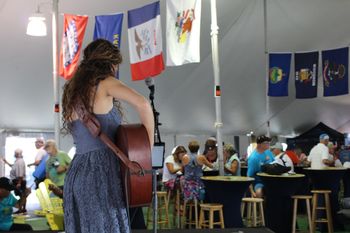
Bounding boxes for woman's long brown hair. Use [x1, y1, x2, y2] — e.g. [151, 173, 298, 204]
[61, 39, 123, 134]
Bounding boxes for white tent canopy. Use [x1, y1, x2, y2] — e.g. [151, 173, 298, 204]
[1, 0, 350, 153]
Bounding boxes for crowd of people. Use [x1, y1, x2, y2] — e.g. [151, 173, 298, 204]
[0, 137, 71, 231]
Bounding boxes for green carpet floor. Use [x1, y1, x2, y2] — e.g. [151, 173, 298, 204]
[22, 209, 350, 232]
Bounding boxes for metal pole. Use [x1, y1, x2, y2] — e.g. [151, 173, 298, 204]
[264, 0, 270, 137]
[210, 0, 224, 176]
[52, 0, 60, 146]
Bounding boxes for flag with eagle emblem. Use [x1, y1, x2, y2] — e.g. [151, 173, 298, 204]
[127, 1, 164, 81]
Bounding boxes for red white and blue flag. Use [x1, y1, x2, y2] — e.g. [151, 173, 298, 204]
[127, 1, 164, 81]
[59, 14, 88, 80]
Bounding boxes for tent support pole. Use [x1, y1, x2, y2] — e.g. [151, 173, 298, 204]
[210, 0, 224, 176]
[264, 0, 270, 137]
[52, 0, 60, 146]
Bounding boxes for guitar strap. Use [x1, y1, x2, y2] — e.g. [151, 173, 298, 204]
[74, 101, 145, 176]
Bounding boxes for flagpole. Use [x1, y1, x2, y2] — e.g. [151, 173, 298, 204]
[264, 0, 270, 137]
[52, 0, 60, 146]
[210, 0, 224, 176]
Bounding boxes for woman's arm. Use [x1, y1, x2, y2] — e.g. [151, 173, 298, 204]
[197, 155, 213, 168]
[166, 162, 182, 174]
[225, 160, 238, 175]
[104, 77, 155, 147]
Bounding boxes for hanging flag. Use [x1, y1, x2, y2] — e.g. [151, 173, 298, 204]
[93, 13, 123, 79]
[128, 1, 164, 81]
[322, 47, 349, 96]
[268, 53, 291, 97]
[294, 51, 318, 99]
[93, 13, 123, 48]
[166, 0, 201, 66]
[59, 14, 88, 80]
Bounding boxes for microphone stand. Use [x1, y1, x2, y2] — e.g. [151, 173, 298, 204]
[148, 84, 162, 233]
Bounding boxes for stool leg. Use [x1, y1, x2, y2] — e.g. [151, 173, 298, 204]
[241, 201, 245, 219]
[146, 204, 152, 229]
[259, 201, 265, 226]
[181, 200, 186, 229]
[199, 208, 204, 229]
[176, 190, 180, 229]
[292, 198, 298, 233]
[219, 208, 225, 228]
[325, 194, 333, 233]
[312, 194, 317, 233]
[209, 209, 214, 229]
[163, 195, 170, 229]
[253, 202, 257, 227]
[306, 199, 312, 233]
[247, 202, 252, 227]
[194, 199, 199, 229]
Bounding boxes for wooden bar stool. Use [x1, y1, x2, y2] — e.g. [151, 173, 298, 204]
[311, 190, 333, 233]
[182, 198, 199, 229]
[167, 187, 181, 228]
[147, 191, 170, 229]
[241, 197, 265, 227]
[198, 203, 225, 229]
[291, 195, 313, 233]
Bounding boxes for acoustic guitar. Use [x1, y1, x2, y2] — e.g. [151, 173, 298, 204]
[115, 124, 152, 207]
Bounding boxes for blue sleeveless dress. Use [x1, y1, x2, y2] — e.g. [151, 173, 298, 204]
[63, 108, 130, 233]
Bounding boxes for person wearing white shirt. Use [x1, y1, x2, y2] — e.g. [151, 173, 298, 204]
[271, 142, 294, 173]
[307, 134, 334, 169]
[162, 146, 186, 190]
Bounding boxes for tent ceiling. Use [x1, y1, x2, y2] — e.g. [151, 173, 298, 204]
[1, 0, 350, 137]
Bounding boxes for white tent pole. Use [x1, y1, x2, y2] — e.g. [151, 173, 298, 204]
[264, 0, 270, 137]
[52, 0, 60, 146]
[210, 0, 224, 176]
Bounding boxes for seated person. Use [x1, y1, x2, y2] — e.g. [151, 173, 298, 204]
[202, 138, 219, 171]
[223, 143, 241, 176]
[247, 135, 275, 198]
[270, 142, 294, 173]
[181, 140, 213, 201]
[0, 177, 32, 231]
[162, 146, 186, 191]
[284, 145, 301, 165]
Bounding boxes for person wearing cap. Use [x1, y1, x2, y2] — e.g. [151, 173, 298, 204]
[307, 133, 334, 169]
[270, 142, 294, 173]
[0, 177, 32, 231]
[223, 143, 241, 176]
[44, 140, 71, 190]
[247, 135, 275, 198]
[28, 137, 48, 189]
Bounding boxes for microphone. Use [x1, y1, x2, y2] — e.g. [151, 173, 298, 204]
[145, 78, 155, 96]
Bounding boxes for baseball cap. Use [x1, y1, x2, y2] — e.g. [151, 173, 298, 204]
[270, 142, 284, 151]
[0, 177, 15, 191]
[319, 134, 330, 140]
[256, 135, 272, 144]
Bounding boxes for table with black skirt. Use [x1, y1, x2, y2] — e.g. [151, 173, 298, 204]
[201, 176, 254, 228]
[257, 172, 305, 233]
[303, 167, 346, 231]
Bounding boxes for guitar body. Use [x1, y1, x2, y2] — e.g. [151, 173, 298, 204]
[115, 124, 152, 207]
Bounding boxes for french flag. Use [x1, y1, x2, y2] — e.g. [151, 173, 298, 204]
[128, 1, 164, 81]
